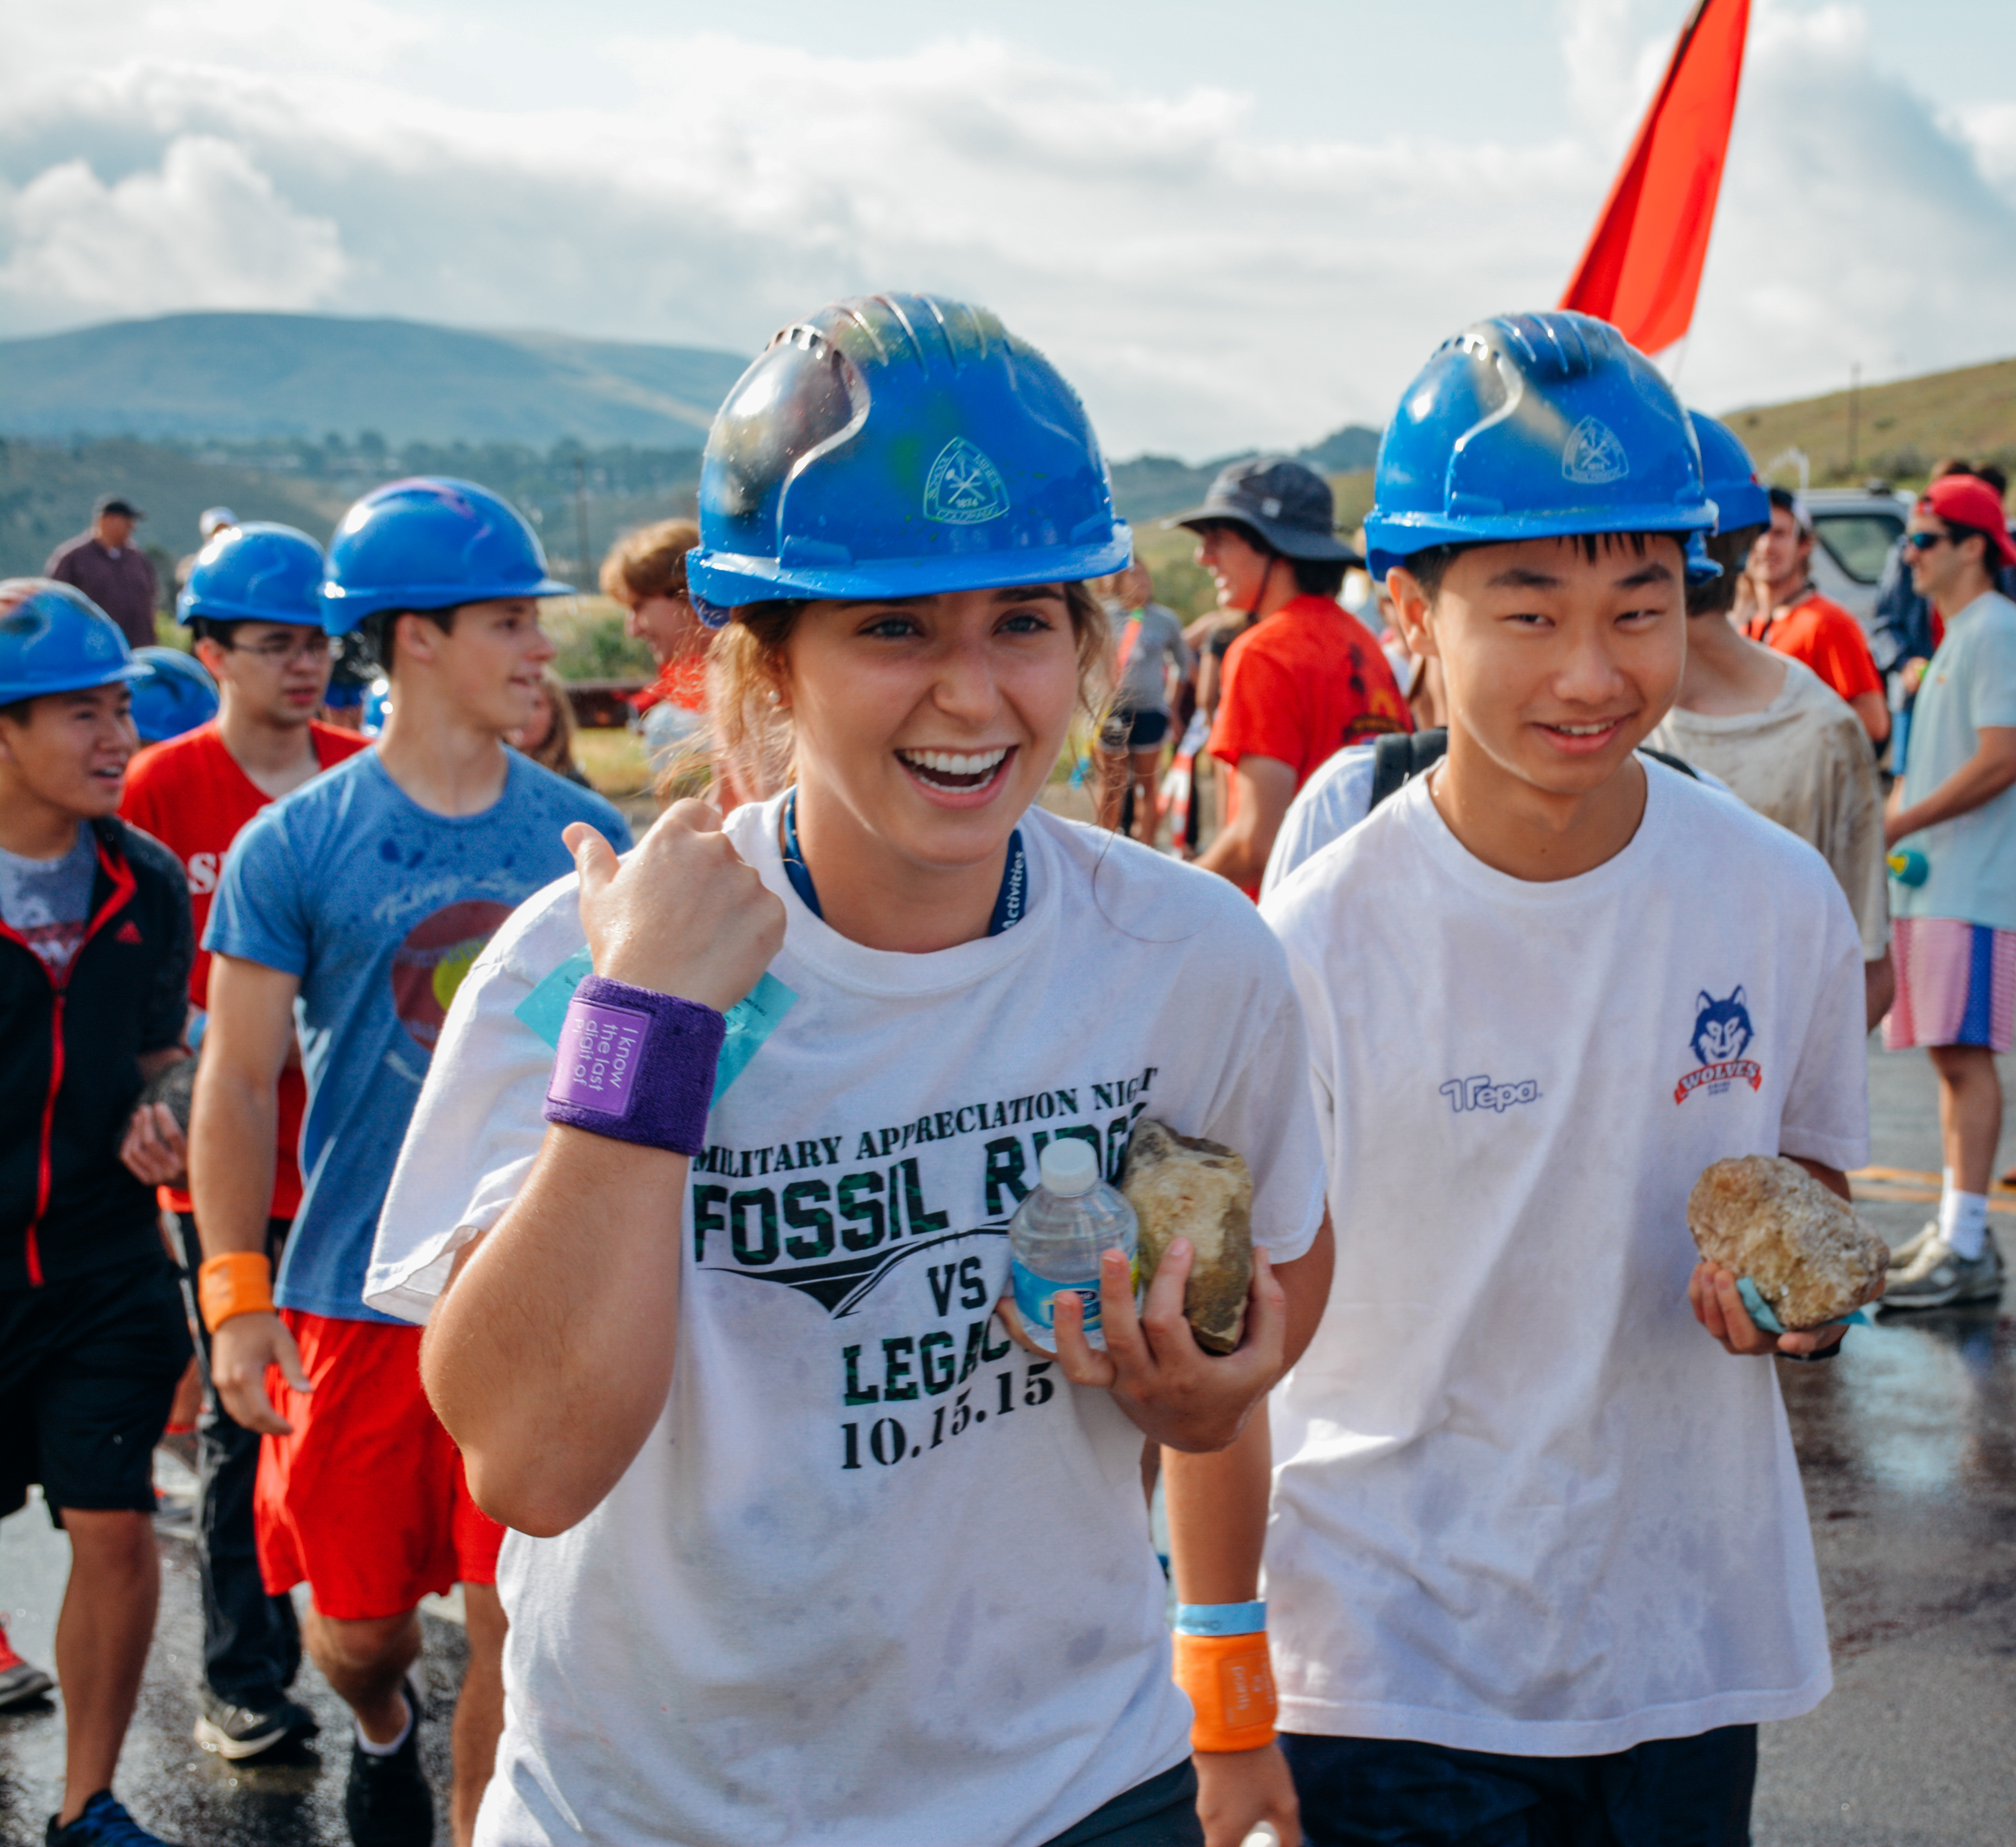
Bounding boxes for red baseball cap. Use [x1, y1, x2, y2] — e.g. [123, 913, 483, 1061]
[1921, 474, 2016, 567]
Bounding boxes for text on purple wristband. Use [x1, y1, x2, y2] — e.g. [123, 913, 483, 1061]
[548, 998, 650, 1116]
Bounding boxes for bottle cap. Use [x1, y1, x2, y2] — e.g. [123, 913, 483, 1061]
[1038, 1138, 1100, 1198]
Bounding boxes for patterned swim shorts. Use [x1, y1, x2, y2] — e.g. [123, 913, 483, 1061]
[1884, 917, 2016, 1052]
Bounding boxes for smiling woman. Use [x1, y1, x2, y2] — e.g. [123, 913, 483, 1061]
[706, 577, 1108, 946]
[366, 292, 1335, 1847]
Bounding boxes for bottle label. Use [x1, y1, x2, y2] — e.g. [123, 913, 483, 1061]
[1012, 1259, 1103, 1335]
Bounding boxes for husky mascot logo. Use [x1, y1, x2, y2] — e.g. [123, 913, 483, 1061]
[1676, 988, 1763, 1104]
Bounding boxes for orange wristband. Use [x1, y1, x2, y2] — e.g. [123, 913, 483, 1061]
[1172, 1629, 1278, 1752]
[197, 1252, 275, 1334]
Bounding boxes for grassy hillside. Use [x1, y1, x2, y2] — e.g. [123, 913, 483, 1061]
[0, 437, 352, 585]
[1108, 424, 1379, 528]
[1722, 357, 2016, 490]
[0, 314, 748, 447]
[0, 434, 700, 587]
[21, 329, 2016, 628]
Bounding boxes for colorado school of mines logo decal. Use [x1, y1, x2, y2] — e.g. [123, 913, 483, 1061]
[922, 438, 1011, 525]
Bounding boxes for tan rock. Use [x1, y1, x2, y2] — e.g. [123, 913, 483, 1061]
[1120, 1119, 1254, 1354]
[1687, 1155, 1887, 1330]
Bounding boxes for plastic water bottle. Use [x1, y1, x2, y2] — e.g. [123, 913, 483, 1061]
[1009, 1139, 1139, 1352]
[1887, 847, 1929, 887]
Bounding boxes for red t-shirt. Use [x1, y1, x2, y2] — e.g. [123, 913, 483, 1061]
[120, 720, 370, 1218]
[1745, 591, 1883, 706]
[1209, 594, 1412, 895]
[628, 654, 708, 715]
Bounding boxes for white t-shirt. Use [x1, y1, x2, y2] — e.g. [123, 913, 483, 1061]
[368, 796, 1327, 1847]
[1261, 742, 1735, 900]
[1259, 743, 1378, 899]
[1259, 763, 1868, 1756]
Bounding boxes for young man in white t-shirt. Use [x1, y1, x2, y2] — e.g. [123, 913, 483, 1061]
[1185, 313, 1871, 1847]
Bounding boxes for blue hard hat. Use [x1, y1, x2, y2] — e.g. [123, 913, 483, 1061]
[362, 677, 391, 736]
[321, 477, 571, 633]
[1363, 311, 1716, 582]
[178, 522, 327, 628]
[129, 646, 220, 742]
[1686, 410, 1771, 536]
[0, 579, 146, 706]
[686, 293, 1129, 620]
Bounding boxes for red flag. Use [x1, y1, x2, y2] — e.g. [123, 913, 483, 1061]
[1560, 0, 1751, 355]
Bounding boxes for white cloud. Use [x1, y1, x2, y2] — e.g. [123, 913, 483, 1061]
[1948, 101, 2016, 200]
[1684, 1, 2016, 409]
[0, 136, 346, 320]
[0, 2, 2012, 456]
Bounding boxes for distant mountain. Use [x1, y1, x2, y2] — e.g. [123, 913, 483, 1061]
[1107, 453, 1234, 524]
[0, 313, 751, 447]
[1107, 424, 1382, 525]
[1298, 424, 1382, 473]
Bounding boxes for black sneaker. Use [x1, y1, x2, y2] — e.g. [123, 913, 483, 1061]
[192, 1685, 320, 1760]
[46, 1790, 182, 1846]
[344, 1682, 433, 1846]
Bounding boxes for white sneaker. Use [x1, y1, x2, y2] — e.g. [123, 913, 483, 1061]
[1880, 1235, 2004, 1310]
[1888, 1221, 1939, 1272]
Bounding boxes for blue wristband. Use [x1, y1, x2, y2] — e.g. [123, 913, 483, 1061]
[1174, 1601, 1266, 1637]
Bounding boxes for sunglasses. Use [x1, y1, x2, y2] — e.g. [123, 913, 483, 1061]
[1906, 531, 1952, 551]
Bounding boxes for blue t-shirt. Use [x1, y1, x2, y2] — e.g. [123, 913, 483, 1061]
[206, 748, 632, 1321]
[1895, 590, 2016, 933]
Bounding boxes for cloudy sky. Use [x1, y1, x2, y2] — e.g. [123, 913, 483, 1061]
[3, 0, 2014, 457]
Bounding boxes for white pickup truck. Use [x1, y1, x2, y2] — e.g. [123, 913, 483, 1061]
[1798, 486, 1913, 634]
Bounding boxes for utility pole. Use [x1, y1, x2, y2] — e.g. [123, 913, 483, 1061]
[574, 453, 591, 580]
[1847, 362, 1861, 481]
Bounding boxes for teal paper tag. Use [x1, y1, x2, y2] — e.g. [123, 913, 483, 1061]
[1736, 1275, 1868, 1335]
[514, 948, 795, 1104]
[1734, 1275, 1785, 1334]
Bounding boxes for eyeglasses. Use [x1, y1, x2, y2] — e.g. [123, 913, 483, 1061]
[222, 634, 336, 664]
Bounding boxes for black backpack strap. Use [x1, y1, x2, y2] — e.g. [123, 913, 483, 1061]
[1369, 728, 1448, 812]
[1368, 732, 1693, 812]
[1637, 746, 1700, 781]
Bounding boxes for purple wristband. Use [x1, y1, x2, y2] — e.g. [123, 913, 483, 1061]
[542, 974, 726, 1156]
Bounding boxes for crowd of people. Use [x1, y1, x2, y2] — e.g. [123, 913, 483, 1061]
[2, 293, 2014, 1847]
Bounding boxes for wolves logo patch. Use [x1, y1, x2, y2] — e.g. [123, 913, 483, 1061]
[1676, 988, 1763, 1104]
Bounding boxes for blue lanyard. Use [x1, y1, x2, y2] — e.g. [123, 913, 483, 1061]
[782, 787, 1029, 936]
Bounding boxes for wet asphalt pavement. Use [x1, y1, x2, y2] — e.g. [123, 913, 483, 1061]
[2, 1039, 2012, 1845]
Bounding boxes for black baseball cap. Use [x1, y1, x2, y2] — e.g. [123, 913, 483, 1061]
[94, 495, 145, 520]
[1169, 456, 1360, 564]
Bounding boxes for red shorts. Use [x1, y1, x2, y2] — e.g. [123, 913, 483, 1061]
[255, 1309, 503, 1620]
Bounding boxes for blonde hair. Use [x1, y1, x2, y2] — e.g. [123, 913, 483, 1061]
[599, 519, 700, 610]
[666, 583, 1114, 804]
[521, 665, 581, 776]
